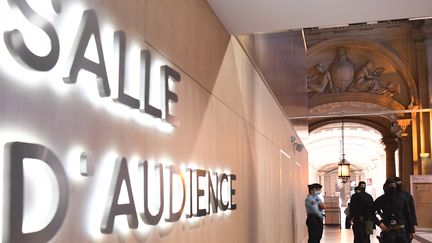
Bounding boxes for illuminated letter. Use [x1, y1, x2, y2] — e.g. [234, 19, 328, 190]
[4, 0, 60, 71]
[194, 169, 206, 217]
[218, 174, 229, 211]
[166, 165, 186, 222]
[101, 158, 138, 234]
[113, 31, 139, 109]
[186, 168, 193, 218]
[160, 65, 180, 126]
[140, 50, 161, 118]
[229, 174, 237, 210]
[141, 161, 164, 225]
[2, 142, 68, 243]
[208, 171, 218, 214]
[64, 10, 111, 97]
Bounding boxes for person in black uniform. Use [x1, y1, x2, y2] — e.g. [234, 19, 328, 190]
[394, 177, 417, 242]
[372, 179, 414, 243]
[350, 181, 374, 243]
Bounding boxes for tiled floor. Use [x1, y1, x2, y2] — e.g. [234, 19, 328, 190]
[321, 227, 422, 243]
[415, 232, 432, 242]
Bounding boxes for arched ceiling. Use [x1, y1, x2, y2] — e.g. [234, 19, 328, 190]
[206, 0, 432, 35]
[307, 122, 386, 172]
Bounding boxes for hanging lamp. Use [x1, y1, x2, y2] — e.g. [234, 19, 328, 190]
[338, 118, 350, 183]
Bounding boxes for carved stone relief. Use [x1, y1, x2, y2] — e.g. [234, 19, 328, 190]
[307, 48, 401, 98]
[309, 101, 400, 121]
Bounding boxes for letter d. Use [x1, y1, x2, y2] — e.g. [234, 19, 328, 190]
[2, 142, 69, 243]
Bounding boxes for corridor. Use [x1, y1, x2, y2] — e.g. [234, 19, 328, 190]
[321, 227, 423, 243]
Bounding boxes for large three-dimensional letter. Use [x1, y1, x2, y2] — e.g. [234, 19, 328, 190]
[218, 173, 229, 211]
[140, 50, 162, 118]
[64, 10, 111, 97]
[194, 169, 207, 217]
[4, 0, 60, 71]
[208, 171, 218, 214]
[160, 65, 180, 126]
[100, 158, 138, 233]
[2, 142, 69, 243]
[165, 165, 185, 222]
[113, 31, 139, 109]
[229, 174, 237, 210]
[141, 161, 164, 225]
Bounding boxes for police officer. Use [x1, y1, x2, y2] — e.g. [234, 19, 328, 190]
[350, 181, 374, 243]
[394, 177, 417, 242]
[312, 183, 326, 213]
[305, 184, 325, 243]
[372, 179, 414, 243]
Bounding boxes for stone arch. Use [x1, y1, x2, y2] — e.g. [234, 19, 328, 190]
[309, 117, 393, 138]
[308, 119, 388, 199]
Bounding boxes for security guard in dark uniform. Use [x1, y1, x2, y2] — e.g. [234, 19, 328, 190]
[350, 181, 374, 243]
[305, 184, 325, 243]
[372, 179, 414, 243]
[394, 177, 417, 242]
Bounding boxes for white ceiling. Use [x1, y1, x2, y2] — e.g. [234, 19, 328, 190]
[206, 0, 432, 35]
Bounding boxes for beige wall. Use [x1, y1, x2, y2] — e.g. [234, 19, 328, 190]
[0, 0, 308, 242]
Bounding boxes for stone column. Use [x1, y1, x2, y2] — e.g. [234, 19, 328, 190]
[414, 21, 432, 174]
[382, 137, 398, 178]
[398, 137, 414, 191]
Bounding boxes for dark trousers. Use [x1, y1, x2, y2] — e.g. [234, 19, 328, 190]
[306, 214, 323, 243]
[345, 216, 352, 229]
[352, 221, 370, 243]
[382, 231, 408, 243]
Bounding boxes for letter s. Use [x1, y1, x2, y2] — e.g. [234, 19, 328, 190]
[4, 0, 61, 71]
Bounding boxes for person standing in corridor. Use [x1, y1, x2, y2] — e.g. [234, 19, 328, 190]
[305, 184, 325, 243]
[394, 177, 417, 242]
[350, 181, 374, 243]
[372, 179, 414, 243]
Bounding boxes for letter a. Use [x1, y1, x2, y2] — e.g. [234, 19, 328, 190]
[100, 158, 138, 234]
[64, 10, 111, 97]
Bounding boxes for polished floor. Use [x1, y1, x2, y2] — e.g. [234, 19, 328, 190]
[321, 227, 422, 243]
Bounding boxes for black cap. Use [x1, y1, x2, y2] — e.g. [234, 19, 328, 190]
[384, 178, 397, 188]
[312, 183, 322, 189]
[308, 184, 315, 190]
[394, 177, 402, 184]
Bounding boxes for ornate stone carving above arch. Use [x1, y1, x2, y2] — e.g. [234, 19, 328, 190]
[306, 38, 418, 107]
[309, 92, 406, 121]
